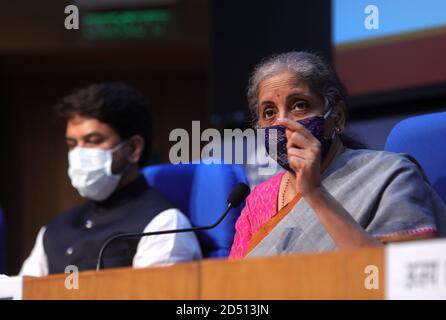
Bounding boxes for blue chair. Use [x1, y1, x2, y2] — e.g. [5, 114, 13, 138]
[0, 207, 6, 273]
[385, 111, 446, 203]
[142, 163, 248, 258]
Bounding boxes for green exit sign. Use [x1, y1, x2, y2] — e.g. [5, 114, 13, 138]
[82, 9, 172, 40]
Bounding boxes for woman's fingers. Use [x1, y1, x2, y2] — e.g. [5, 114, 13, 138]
[287, 147, 306, 159]
[276, 118, 322, 172]
[277, 118, 319, 150]
[288, 155, 306, 172]
[287, 131, 313, 149]
[277, 118, 315, 141]
[288, 147, 319, 167]
[286, 128, 322, 162]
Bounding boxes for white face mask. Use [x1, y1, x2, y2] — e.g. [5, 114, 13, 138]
[68, 141, 127, 201]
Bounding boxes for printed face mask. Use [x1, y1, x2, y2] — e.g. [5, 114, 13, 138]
[264, 109, 333, 172]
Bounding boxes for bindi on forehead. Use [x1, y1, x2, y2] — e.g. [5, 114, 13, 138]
[258, 72, 311, 102]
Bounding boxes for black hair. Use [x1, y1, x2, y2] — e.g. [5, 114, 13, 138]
[55, 82, 152, 166]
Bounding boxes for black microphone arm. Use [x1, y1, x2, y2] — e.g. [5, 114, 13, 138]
[96, 182, 250, 271]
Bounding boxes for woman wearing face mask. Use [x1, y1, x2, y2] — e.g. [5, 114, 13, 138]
[229, 52, 446, 259]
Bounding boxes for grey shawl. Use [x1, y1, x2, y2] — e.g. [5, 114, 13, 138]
[247, 149, 446, 258]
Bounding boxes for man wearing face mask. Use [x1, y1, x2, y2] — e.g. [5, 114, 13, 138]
[20, 83, 202, 276]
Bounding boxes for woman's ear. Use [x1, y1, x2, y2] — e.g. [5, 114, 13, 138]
[126, 135, 145, 164]
[333, 101, 347, 133]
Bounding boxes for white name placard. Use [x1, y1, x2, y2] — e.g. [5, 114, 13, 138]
[0, 275, 23, 300]
[386, 239, 446, 300]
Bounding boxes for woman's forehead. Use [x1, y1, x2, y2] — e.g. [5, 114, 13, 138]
[258, 71, 311, 99]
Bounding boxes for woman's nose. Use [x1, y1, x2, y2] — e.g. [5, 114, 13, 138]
[273, 109, 290, 126]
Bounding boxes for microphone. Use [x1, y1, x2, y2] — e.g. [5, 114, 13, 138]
[96, 182, 250, 271]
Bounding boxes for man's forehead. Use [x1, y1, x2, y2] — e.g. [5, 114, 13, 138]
[66, 115, 113, 137]
[67, 114, 99, 125]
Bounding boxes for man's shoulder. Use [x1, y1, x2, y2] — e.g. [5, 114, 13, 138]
[135, 186, 176, 212]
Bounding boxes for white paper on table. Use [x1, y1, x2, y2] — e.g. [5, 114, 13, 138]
[385, 238, 446, 300]
[0, 275, 23, 300]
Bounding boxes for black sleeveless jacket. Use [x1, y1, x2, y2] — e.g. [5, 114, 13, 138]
[43, 175, 174, 274]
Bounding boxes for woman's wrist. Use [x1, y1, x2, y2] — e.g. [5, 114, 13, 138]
[302, 185, 329, 207]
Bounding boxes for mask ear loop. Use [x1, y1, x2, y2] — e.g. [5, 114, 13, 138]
[322, 99, 336, 140]
[110, 140, 128, 153]
[109, 140, 132, 176]
[322, 98, 332, 119]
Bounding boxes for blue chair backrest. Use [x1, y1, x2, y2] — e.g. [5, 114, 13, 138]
[0, 207, 6, 273]
[142, 163, 248, 258]
[385, 111, 446, 203]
